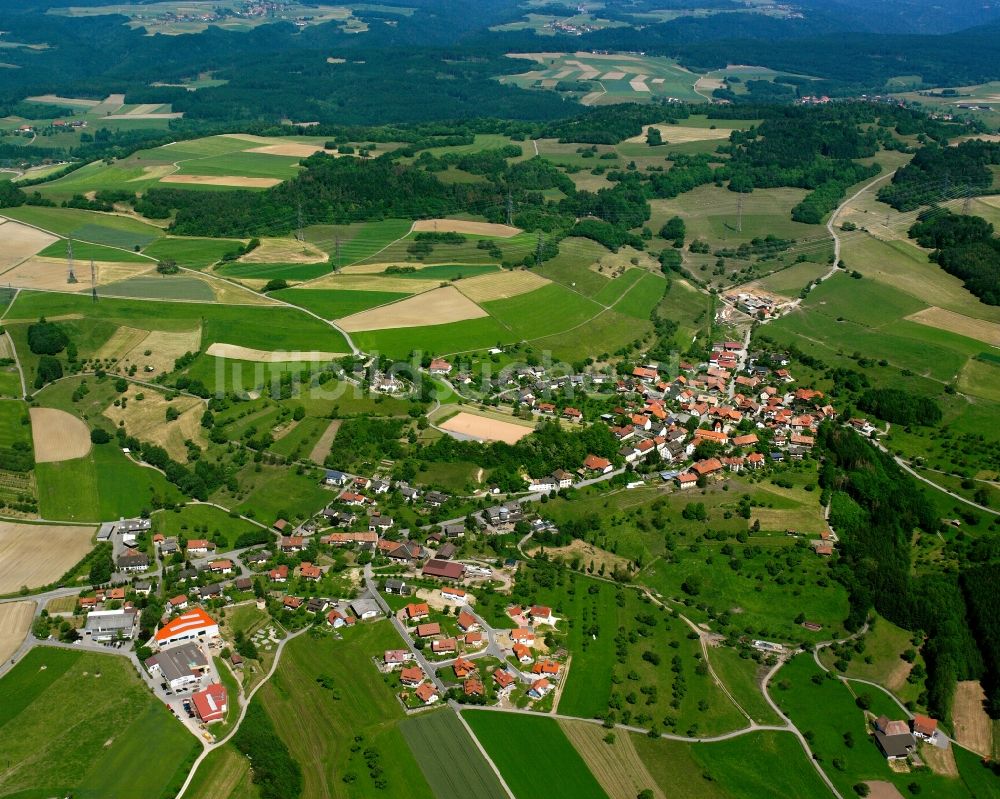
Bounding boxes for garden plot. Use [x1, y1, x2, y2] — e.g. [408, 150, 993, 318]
[411, 219, 522, 238]
[337, 285, 487, 332]
[0, 601, 33, 662]
[454, 269, 550, 302]
[103, 386, 207, 461]
[29, 408, 91, 463]
[0, 522, 96, 593]
[0, 221, 58, 271]
[239, 237, 328, 264]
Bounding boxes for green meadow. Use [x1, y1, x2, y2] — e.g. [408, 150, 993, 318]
[0, 648, 198, 799]
[2, 204, 163, 249]
[271, 287, 408, 319]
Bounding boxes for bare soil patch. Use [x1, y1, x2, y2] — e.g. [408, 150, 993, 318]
[952, 681, 993, 757]
[558, 720, 665, 799]
[920, 742, 958, 777]
[601, 71, 626, 80]
[626, 124, 735, 145]
[528, 538, 632, 575]
[0, 522, 96, 593]
[0, 220, 59, 271]
[864, 781, 905, 799]
[205, 343, 346, 362]
[438, 411, 534, 444]
[905, 306, 1000, 347]
[454, 269, 549, 303]
[337, 285, 487, 331]
[309, 419, 341, 464]
[411, 219, 522, 238]
[103, 386, 206, 461]
[239, 237, 328, 264]
[27, 94, 100, 107]
[103, 112, 182, 120]
[29, 408, 91, 462]
[160, 175, 281, 188]
[0, 601, 34, 662]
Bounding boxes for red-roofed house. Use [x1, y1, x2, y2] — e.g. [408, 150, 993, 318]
[494, 669, 515, 694]
[416, 622, 441, 637]
[453, 657, 475, 678]
[269, 565, 289, 583]
[464, 678, 485, 697]
[513, 642, 533, 663]
[529, 678, 552, 699]
[529, 605, 555, 625]
[583, 454, 613, 474]
[691, 458, 724, 477]
[431, 638, 457, 654]
[209, 559, 233, 574]
[300, 562, 322, 581]
[912, 715, 938, 739]
[415, 682, 439, 704]
[400, 666, 424, 686]
[406, 602, 430, 620]
[429, 358, 452, 375]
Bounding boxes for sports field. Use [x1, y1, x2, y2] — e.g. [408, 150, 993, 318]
[463, 710, 608, 799]
[0, 647, 198, 799]
[400, 710, 510, 799]
[438, 410, 535, 444]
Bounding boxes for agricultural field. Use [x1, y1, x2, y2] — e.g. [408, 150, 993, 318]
[499, 52, 703, 105]
[705, 646, 783, 726]
[1, 204, 164, 249]
[400, 710, 510, 799]
[463, 710, 608, 799]
[270, 287, 408, 319]
[634, 731, 832, 799]
[0, 521, 95, 593]
[152, 503, 259, 551]
[0, 600, 33, 661]
[0, 647, 199, 799]
[559, 720, 665, 799]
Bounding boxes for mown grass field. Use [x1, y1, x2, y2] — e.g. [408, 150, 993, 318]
[400, 710, 509, 799]
[153, 503, 258, 551]
[353, 316, 511, 358]
[271, 287, 408, 319]
[38, 238, 153, 263]
[255, 622, 436, 799]
[530, 308, 649, 363]
[706, 646, 783, 725]
[144, 236, 245, 269]
[305, 218, 413, 264]
[484, 282, 604, 340]
[634, 731, 830, 799]
[174, 150, 303, 179]
[215, 260, 333, 281]
[463, 711, 608, 799]
[0, 647, 198, 799]
[36, 441, 183, 521]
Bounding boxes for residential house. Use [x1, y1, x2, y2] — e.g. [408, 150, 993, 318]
[441, 587, 466, 603]
[464, 678, 485, 697]
[406, 602, 430, 621]
[513, 642, 533, 663]
[323, 470, 348, 486]
[457, 611, 478, 632]
[280, 536, 305, 552]
[528, 605, 556, 626]
[416, 622, 441, 638]
[528, 678, 552, 699]
[431, 638, 456, 654]
[283, 596, 303, 611]
[583, 454, 613, 474]
[384, 578, 409, 595]
[437, 542, 457, 560]
[269, 565, 289, 583]
[912, 715, 938, 740]
[208, 559, 233, 574]
[493, 669, 515, 695]
[428, 358, 452, 375]
[384, 650, 410, 668]
[874, 717, 916, 760]
[415, 682, 439, 705]
[199, 583, 222, 601]
[299, 562, 322, 581]
[117, 549, 149, 573]
[400, 666, 424, 686]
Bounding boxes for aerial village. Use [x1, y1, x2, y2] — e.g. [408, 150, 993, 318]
[41, 333, 925, 761]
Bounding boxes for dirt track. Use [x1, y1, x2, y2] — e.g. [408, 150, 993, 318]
[29, 408, 92, 463]
[309, 419, 341, 464]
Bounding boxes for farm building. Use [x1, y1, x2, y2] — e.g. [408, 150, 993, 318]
[350, 598, 381, 620]
[422, 559, 465, 581]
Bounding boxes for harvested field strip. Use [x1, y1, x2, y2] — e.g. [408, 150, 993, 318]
[0, 522, 95, 593]
[302, 274, 439, 294]
[625, 124, 735, 144]
[411, 219, 522, 238]
[401, 710, 510, 799]
[239, 237, 328, 265]
[0, 601, 33, 663]
[309, 419, 341, 464]
[271, 287, 408, 319]
[337, 285, 487, 332]
[160, 175, 281, 188]
[94, 325, 149, 361]
[558, 721, 664, 799]
[905, 306, 1000, 347]
[0, 221, 58, 271]
[463, 711, 607, 799]
[205, 343, 346, 362]
[29, 407, 92, 463]
[455, 269, 550, 303]
[952, 681, 993, 757]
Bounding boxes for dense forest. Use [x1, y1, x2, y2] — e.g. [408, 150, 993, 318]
[908, 209, 1000, 305]
[878, 140, 1000, 211]
[820, 425, 988, 722]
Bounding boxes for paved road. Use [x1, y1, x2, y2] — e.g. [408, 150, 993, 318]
[825, 171, 898, 279]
